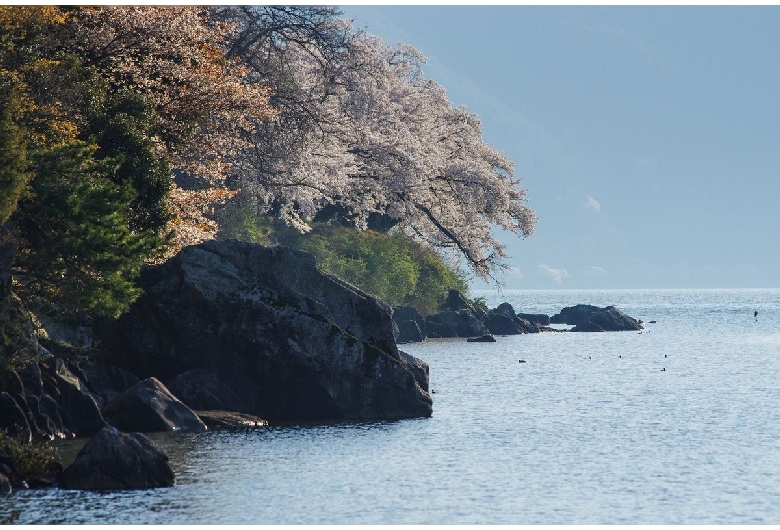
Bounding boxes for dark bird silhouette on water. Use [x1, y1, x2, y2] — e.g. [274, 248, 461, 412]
[755, 310, 759, 321]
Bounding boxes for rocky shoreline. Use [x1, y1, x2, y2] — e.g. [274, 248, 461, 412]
[0, 240, 644, 493]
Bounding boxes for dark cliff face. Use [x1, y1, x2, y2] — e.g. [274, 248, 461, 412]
[111, 240, 432, 422]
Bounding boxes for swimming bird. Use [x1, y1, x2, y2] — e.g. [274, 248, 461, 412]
[518, 360, 526, 363]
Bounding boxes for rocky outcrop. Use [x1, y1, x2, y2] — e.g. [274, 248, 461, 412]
[390, 295, 642, 341]
[570, 306, 643, 332]
[59, 426, 174, 490]
[111, 240, 432, 422]
[101, 377, 207, 433]
[0, 359, 106, 441]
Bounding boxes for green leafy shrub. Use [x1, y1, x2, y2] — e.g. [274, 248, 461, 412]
[219, 208, 468, 315]
[0, 429, 60, 481]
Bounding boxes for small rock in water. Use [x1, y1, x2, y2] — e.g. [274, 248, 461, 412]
[467, 334, 496, 343]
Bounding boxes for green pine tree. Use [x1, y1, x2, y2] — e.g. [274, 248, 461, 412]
[88, 89, 172, 236]
[14, 141, 161, 318]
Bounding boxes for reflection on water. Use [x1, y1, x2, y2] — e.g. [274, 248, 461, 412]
[3, 289, 780, 524]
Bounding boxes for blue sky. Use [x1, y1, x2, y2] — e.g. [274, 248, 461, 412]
[341, 5, 779, 289]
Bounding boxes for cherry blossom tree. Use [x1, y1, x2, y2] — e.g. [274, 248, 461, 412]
[220, 8, 536, 279]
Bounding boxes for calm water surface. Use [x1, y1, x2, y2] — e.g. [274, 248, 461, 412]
[3, 289, 780, 524]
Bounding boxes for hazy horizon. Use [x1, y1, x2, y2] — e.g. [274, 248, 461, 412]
[342, 6, 779, 290]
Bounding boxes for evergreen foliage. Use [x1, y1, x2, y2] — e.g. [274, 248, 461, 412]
[88, 89, 172, 236]
[14, 142, 160, 318]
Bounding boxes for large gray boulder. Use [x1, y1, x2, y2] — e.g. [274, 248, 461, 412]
[551, 304, 603, 325]
[485, 313, 524, 335]
[111, 240, 432, 422]
[101, 377, 207, 433]
[394, 319, 425, 344]
[570, 306, 644, 332]
[427, 310, 488, 338]
[59, 426, 174, 490]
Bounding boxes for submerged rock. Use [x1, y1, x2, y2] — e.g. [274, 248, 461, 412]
[59, 426, 174, 490]
[111, 240, 432, 422]
[196, 410, 268, 429]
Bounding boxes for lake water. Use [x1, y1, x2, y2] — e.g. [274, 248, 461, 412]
[3, 289, 780, 524]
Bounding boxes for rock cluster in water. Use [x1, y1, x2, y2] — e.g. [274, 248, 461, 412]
[393, 292, 643, 343]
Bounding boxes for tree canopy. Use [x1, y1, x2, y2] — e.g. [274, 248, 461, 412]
[0, 6, 275, 318]
[0, 5, 536, 324]
[215, 6, 536, 280]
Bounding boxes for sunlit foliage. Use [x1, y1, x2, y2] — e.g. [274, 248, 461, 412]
[217, 7, 536, 280]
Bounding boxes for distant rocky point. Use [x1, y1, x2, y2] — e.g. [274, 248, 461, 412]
[393, 292, 643, 343]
